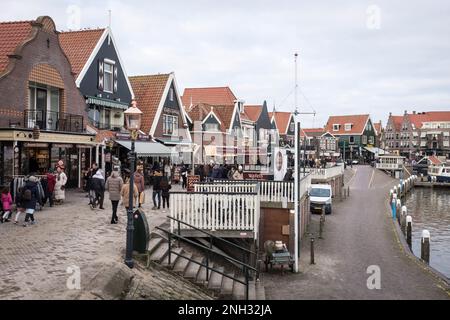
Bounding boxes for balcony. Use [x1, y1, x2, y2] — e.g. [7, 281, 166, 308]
[24, 110, 84, 133]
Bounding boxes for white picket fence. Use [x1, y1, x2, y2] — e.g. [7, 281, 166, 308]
[194, 183, 258, 193]
[170, 192, 260, 239]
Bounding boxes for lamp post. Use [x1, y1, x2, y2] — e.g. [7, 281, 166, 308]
[123, 99, 143, 269]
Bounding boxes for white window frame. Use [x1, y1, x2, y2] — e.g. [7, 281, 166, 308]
[345, 123, 352, 131]
[103, 60, 115, 93]
[169, 88, 174, 101]
[163, 114, 178, 136]
[333, 124, 340, 131]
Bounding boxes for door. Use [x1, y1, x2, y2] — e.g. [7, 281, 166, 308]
[35, 88, 47, 129]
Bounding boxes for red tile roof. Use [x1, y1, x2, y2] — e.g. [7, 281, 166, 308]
[186, 103, 236, 132]
[244, 105, 262, 122]
[408, 111, 450, 129]
[129, 74, 171, 134]
[373, 121, 382, 135]
[325, 114, 370, 135]
[428, 155, 442, 165]
[302, 128, 325, 137]
[0, 20, 33, 74]
[59, 28, 105, 78]
[181, 87, 237, 107]
[269, 111, 293, 134]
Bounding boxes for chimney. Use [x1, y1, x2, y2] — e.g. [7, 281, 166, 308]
[413, 111, 416, 114]
[389, 112, 392, 116]
[404, 110, 407, 115]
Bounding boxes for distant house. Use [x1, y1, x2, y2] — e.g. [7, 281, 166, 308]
[385, 110, 450, 159]
[300, 128, 339, 160]
[373, 121, 383, 149]
[268, 111, 295, 148]
[325, 114, 375, 161]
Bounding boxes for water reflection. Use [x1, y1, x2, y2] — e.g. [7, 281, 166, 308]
[405, 188, 450, 278]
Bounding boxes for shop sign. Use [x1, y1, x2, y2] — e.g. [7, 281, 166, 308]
[243, 172, 270, 180]
[53, 144, 74, 149]
[24, 143, 49, 148]
[115, 132, 150, 141]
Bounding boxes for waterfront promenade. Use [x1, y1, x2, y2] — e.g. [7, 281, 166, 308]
[264, 165, 450, 299]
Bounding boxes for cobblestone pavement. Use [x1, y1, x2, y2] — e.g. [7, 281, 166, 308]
[264, 166, 450, 300]
[0, 183, 186, 300]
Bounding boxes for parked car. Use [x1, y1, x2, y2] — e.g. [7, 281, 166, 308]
[351, 160, 359, 165]
[309, 184, 332, 214]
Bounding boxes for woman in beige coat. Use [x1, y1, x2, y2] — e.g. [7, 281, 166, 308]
[105, 170, 123, 224]
[120, 177, 139, 210]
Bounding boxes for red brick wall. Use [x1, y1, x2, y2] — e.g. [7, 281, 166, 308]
[0, 18, 87, 127]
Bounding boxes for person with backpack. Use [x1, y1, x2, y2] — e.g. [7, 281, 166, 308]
[152, 168, 163, 210]
[0, 186, 13, 223]
[160, 176, 171, 212]
[91, 169, 105, 209]
[22, 176, 40, 227]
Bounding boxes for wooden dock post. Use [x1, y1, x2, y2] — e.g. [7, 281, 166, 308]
[396, 199, 401, 225]
[401, 206, 407, 234]
[406, 215, 412, 249]
[420, 230, 430, 264]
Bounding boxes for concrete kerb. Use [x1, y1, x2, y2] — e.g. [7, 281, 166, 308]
[384, 189, 450, 293]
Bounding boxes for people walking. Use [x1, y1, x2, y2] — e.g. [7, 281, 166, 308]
[180, 164, 188, 189]
[160, 175, 171, 212]
[164, 161, 172, 181]
[152, 168, 163, 210]
[14, 187, 24, 225]
[91, 169, 105, 209]
[54, 162, 67, 204]
[45, 168, 56, 207]
[105, 169, 123, 224]
[134, 167, 145, 208]
[87, 163, 98, 205]
[0, 187, 13, 223]
[22, 176, 41, 227]
[120, 177, 138, 210]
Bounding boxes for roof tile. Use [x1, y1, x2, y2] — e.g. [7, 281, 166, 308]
[0, 20, 33, 74]
[325, 114, 370, 135]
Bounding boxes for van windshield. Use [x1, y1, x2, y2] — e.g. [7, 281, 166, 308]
[310, 188, 330, 197]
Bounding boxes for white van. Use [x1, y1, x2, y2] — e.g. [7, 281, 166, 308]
[309, 184, 333, 214]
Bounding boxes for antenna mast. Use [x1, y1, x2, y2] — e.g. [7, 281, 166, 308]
[108, 10, 112, 45]
[294, 52, 298, 114]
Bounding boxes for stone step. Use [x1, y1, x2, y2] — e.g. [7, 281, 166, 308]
[232, 276, 246, 300]
[161, 247, 184, 268]
[207, 266, 224, 293]
[184, 256, 204, 279]
[173, 252, 193, 274]
[218, 272, 235, 299]
[147, 237, 164, 255]
[255, 280, 266, 300]
[195, 264, 211, 285]
[149, 242, 169, 263]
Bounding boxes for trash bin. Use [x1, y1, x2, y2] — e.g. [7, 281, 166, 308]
[133, 208, 150, 254]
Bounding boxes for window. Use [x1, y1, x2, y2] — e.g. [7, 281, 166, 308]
[349, 136, 355, 144]
[104, 62, 114, 93]
[333, 124, 340, 131]
[289, 121, 294, 132]
[366, 123, 372, 131]
[169, 88, 174, 101]
[28, 82, 60, 130]
[205, 123, 219, 131]
[345, 123, 352, 131]
[163, 114, 178, 136]
[369, 136, 374, 145]
[362, 135, 367, 144]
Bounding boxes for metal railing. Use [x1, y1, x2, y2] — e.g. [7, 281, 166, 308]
[24, 109, 84, 133]
[156, 216, 259, 300]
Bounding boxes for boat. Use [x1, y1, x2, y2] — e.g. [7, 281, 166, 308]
[428, 163, 450, 183]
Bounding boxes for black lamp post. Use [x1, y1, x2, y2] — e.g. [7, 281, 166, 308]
[123, 99, 143, 269]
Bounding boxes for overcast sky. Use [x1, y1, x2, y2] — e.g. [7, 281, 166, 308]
[2, 0, 450, 128]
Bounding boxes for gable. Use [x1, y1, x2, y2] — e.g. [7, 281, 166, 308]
[78, 34, 132, 103]
[286, 116, 295, 135]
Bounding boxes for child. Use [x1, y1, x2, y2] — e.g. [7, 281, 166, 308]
[14, 187, 24, 225]
[0, 187, 12, 223]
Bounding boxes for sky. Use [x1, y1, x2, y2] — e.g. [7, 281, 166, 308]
[2, 0, 450, 128]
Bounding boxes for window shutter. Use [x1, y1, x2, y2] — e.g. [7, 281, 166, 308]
[98, 60, 104, 91]
[113, 65, 118, 93]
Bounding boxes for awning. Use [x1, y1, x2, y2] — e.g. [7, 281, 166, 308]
[116, 140, 174, 157]
[86, 96, 129, 110]
[364, 146, 388, 155]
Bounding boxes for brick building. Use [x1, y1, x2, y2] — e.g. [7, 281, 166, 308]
[0, 16, 95, 186]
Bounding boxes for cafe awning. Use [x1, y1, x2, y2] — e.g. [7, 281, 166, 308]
[116, 140, 174, 157]
[364, 146, 388, 155]
[86, 96, 129, 110]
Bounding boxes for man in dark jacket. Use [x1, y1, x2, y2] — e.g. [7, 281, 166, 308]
[46, 168, 56, 207]
[91, 169, 105, 209]
[23, 176, 41, 227]
[152, 168, 163, 210]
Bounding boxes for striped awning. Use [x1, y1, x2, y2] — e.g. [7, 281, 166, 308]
[86, 96, 129, 110]
[116, 140, 174, 157]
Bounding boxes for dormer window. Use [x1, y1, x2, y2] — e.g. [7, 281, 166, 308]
[333, 124, 340, 131]
[169, 88, 174, 101]
[344, 123, 352, 131]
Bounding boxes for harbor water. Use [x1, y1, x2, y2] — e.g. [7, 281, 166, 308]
[404, 187, 450, 278]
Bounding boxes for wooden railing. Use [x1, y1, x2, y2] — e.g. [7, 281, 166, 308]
[170, 191, 260, 239]
[194, 183, 258, 193]
[376, 163, 401, 170]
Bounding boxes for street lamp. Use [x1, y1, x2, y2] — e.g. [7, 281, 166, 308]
[123, 99, 143, 269]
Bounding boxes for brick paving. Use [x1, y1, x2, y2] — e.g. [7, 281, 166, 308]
[0, 183, 185, 300]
